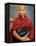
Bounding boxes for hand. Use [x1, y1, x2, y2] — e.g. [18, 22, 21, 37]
[24, 32, 29, 37]
[20, 36, 27, 41]
[25, 37, 30, 41]
[20, 37, 30, 41]
[22, 32, 29, 39]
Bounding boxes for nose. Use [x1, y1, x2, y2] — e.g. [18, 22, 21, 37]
[20, 11, 23, 13]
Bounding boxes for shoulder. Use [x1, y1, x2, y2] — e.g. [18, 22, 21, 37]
[26, 17, 32, 22]
[13, 16, 19, 23]
[25, 15, 32, 22]
[26, 17, 32, 26]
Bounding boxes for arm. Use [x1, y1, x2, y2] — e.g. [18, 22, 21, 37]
[12, 19, 31, 41]
[22, 32, 30, 41]
[24, 20, 34, 41]
[28, 26, 34, 40]
[13, 30, 30, 41]
[21, 20, 33, 41]
[13, 30, 28, 41]
[13, 30, 22, 40]
[28, 20, 34, 40]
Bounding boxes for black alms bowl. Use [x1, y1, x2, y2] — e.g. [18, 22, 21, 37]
[16, 27, 29, 37]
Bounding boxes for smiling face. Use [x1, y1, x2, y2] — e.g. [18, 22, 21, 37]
[17, 5, 26, 16]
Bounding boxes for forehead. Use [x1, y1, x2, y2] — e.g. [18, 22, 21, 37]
[16, 5, 25, 10]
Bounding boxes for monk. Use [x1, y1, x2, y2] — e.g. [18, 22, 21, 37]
[11, 5, 34, 42]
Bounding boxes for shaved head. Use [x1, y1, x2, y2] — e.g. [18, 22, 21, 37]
[16, 5, 25, 11]
[16, 5, 26, 16]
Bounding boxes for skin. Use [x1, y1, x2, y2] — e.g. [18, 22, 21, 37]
[17, 5, 26, 16]
[13, 5, 30, 41]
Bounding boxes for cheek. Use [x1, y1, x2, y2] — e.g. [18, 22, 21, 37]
[20, 11, 24, 14]
[24, 11, 26, 14]
[19, 11, 24, 13]
[17, 11, 26, 14]
[17, 11, 20, 14]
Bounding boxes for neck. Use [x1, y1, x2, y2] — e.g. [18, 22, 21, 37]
[19, 14, 25, 18]
[22, 16, 24, 18]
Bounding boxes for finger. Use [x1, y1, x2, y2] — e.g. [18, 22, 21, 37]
[25, 32, 29, 37]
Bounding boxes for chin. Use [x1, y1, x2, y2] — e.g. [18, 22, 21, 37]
[20, 14, 24, 16]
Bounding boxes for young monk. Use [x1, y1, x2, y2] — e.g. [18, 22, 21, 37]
[11, 5, 34, 42]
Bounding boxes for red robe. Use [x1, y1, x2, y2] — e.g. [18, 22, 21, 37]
[11, 15, 34, 42]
